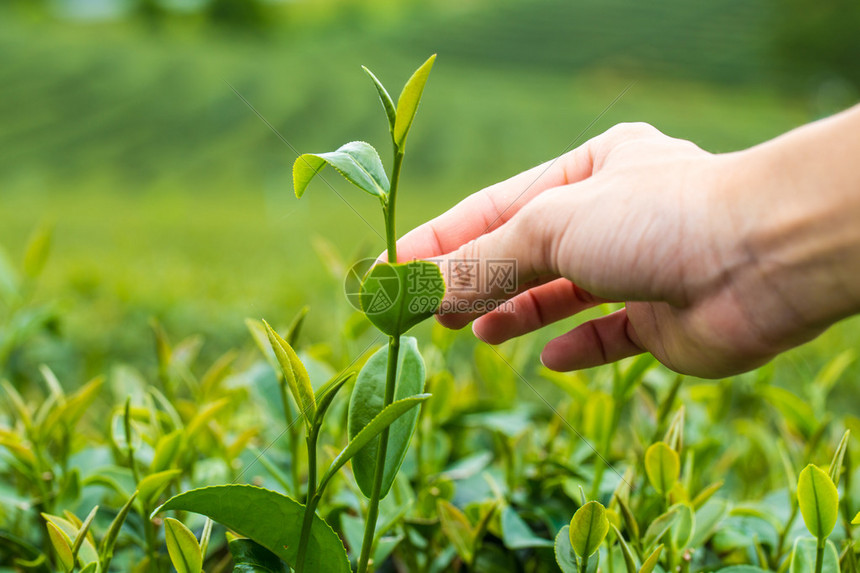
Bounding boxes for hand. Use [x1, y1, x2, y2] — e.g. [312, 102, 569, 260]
[395, 110, 860, 378]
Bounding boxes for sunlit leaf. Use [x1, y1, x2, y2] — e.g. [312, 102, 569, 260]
[164, 518, 202, 573]
[569, 501, 609, 559]
[138, 469, 181, 508]
[362, 66, 396, 134]
[263, 320, 315, 425]
[645, 442, 680, 495]
[797, 464, 839, 540]
[639, 544, 663, 573]
[45, 522, 74, 573]
[393, 54, 436, 148]
[293, 141, 389, 199]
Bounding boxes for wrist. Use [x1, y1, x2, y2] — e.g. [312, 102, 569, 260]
[728, 106, 860, 334]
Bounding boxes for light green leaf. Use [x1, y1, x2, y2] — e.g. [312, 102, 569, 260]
[263, 320, 316, 426]
[70, 506, 98, 563]
[610, 525, 637, 573]
[669, 503, 695, 550]
[41, 513, 98, 566]
[639, 544, 663, 573]
[642, 506, 680, 553]
[569, 501, 609, 559]
[348, 337, 427, 498]
[362, 66, 397, 134]
[828, 429, 850, 486]
[151, 430, 183, 473]
[164, 518, 202, 573]
[645, 442, 680, 495]
[313, 370, 355, 428]
[99, 491, 137, 571]
[293, 141, 389, 199]
[46, 522, 74, 573]
[852, 511, 860, 525]
[23, 223, 52, 280]
[616, 495, 640, 544]
[500, 506, 554, 549]
[228, 536, 288, 572]
[360, 261, 445, 337]
[393, 54, 436, 148]
[80, 563, 98, 573]
[286, 305, 309, 347]
[797, 464, 839, 540]
[437, 500, 475, 565]
[138, 469, 181, 508]
[328, 392, 431, 493]
[790, 537, 840, 573]
[553, 525, 578, 573]
[153, 485, 349, 573]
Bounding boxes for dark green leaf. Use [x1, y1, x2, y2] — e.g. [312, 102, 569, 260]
[153, 485, 350, 573]
[348, 337, 427, 498]
[326, 392, 431, 492]
[228, 536, 287, 573]
[393, 55, 436, 148]
[553, 525, 578, 573]
[293, 141, 389, 199]
[360, 261, 444, 337]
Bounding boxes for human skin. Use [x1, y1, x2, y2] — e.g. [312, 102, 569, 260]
[394, 104, 860, 378]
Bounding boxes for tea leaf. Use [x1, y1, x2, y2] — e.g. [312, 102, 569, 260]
[569, 501, 609, 559]
[437, 500, 475, 565]
[330, 392, 431, 493]
[138, 469, 181, 508]
[615, 494, 640, 543]
[691, 480, 724, 510]
[789, 537, 839, 573]
[853, 511, 860, 525]
[500, 506, 554, 549]
[360, 261, 445, 337]
[46, 522, 74, 573]
[164, 518, 202, 573]
[393, 54, 436, 149]
[639, 544, 663, 573]
[642, 506, 680, 552]
[362, 66, 397, 134]
[70, 506, 98, 562]
[228, 536, 288, 573]
[645, 442, 680, 495]
[153, 485, 350, 573]
[828, 429, 850, 486]
[293, 141, 389, 199]
[23, 223, 52, 280]
[263, 320, 315, 425]
[313, 370, 355, 428]
[797, 464, 839, 540]
[41, 513, 98, 565]
[286, 305, 309, 347]
[553, 525, 579, 573]
[670, 503, 695, 550]
[151, 430, 183, 473]
[348, 337, 427, 498]
[99, 491, 137, 570]
[610, 525, 637, 573]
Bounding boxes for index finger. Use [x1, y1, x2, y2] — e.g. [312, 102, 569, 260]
[394, 147, 594, 262]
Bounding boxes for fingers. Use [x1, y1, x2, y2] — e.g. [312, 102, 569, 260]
[472, 278, 612, 344]
[394, 146, 596, 262]
[540, 308, 644, 371]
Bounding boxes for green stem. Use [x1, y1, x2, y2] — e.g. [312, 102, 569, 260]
[306, 427, 319, 504]
[815, 540, 824, 573]
[357, 335, 401, 573]
[773, 502, 798, 568]
[383, 150, 404, 263]
[295, 492, 322, 573]
[578, 554, 589, 573]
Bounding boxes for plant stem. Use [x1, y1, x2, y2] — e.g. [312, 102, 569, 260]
[357, 335, 401, 573]
[306, 427, 319, 503]
[773, 502, 798, 568]
[295, 492, 322, 573]
[578, 554, 589, 573]
[383, 150, 404, 263]
[815, 540, 824, 573]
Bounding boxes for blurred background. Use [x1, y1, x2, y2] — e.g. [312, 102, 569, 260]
[2, 0, 859, 387]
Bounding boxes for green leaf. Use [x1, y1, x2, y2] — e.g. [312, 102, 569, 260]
[437, 500, 475, 565]
[325, 392, 431, 491]
[360, 261, 445, 337]
[153, 485, 349, 573]
[610, 525, 637, 573]
[362, 66, 397, 134]
[151, 430, 183, 473]
[645, 442, 680, 495]
[853, 511, 860, 525]
[313, 370, 355, 428]
[347, 337, 427, 498]
[286, 305, 309, 347]
[46, 522, 74, 573]
[714, 567, 770, 573]
[615, 495, 640, 544]
[263, 320, 316, 426]
[80, 563, 98, 573]
[642, 506, 680, 553]
[828, 429, 850, 486]
[41, 513, 98, 566]
[569, 501, 609, 559]
[99, 491, 137, 570]
[797, 464, 839, 540]
[500, 506, 554, 549]
[138, 469, 181, 508]
[639, 544, 663, 573]
[23, 223, 52, 280]
[70, 506, 98, 563]
[790, 537, 840, 573]
[393, 54, 436, 148]
[669, 503, 695, 550]
[293, 141, 389, 199]
[164, 518, 202, 573]
[228, 536, 288, 573]
[553, 525, 578, 573]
